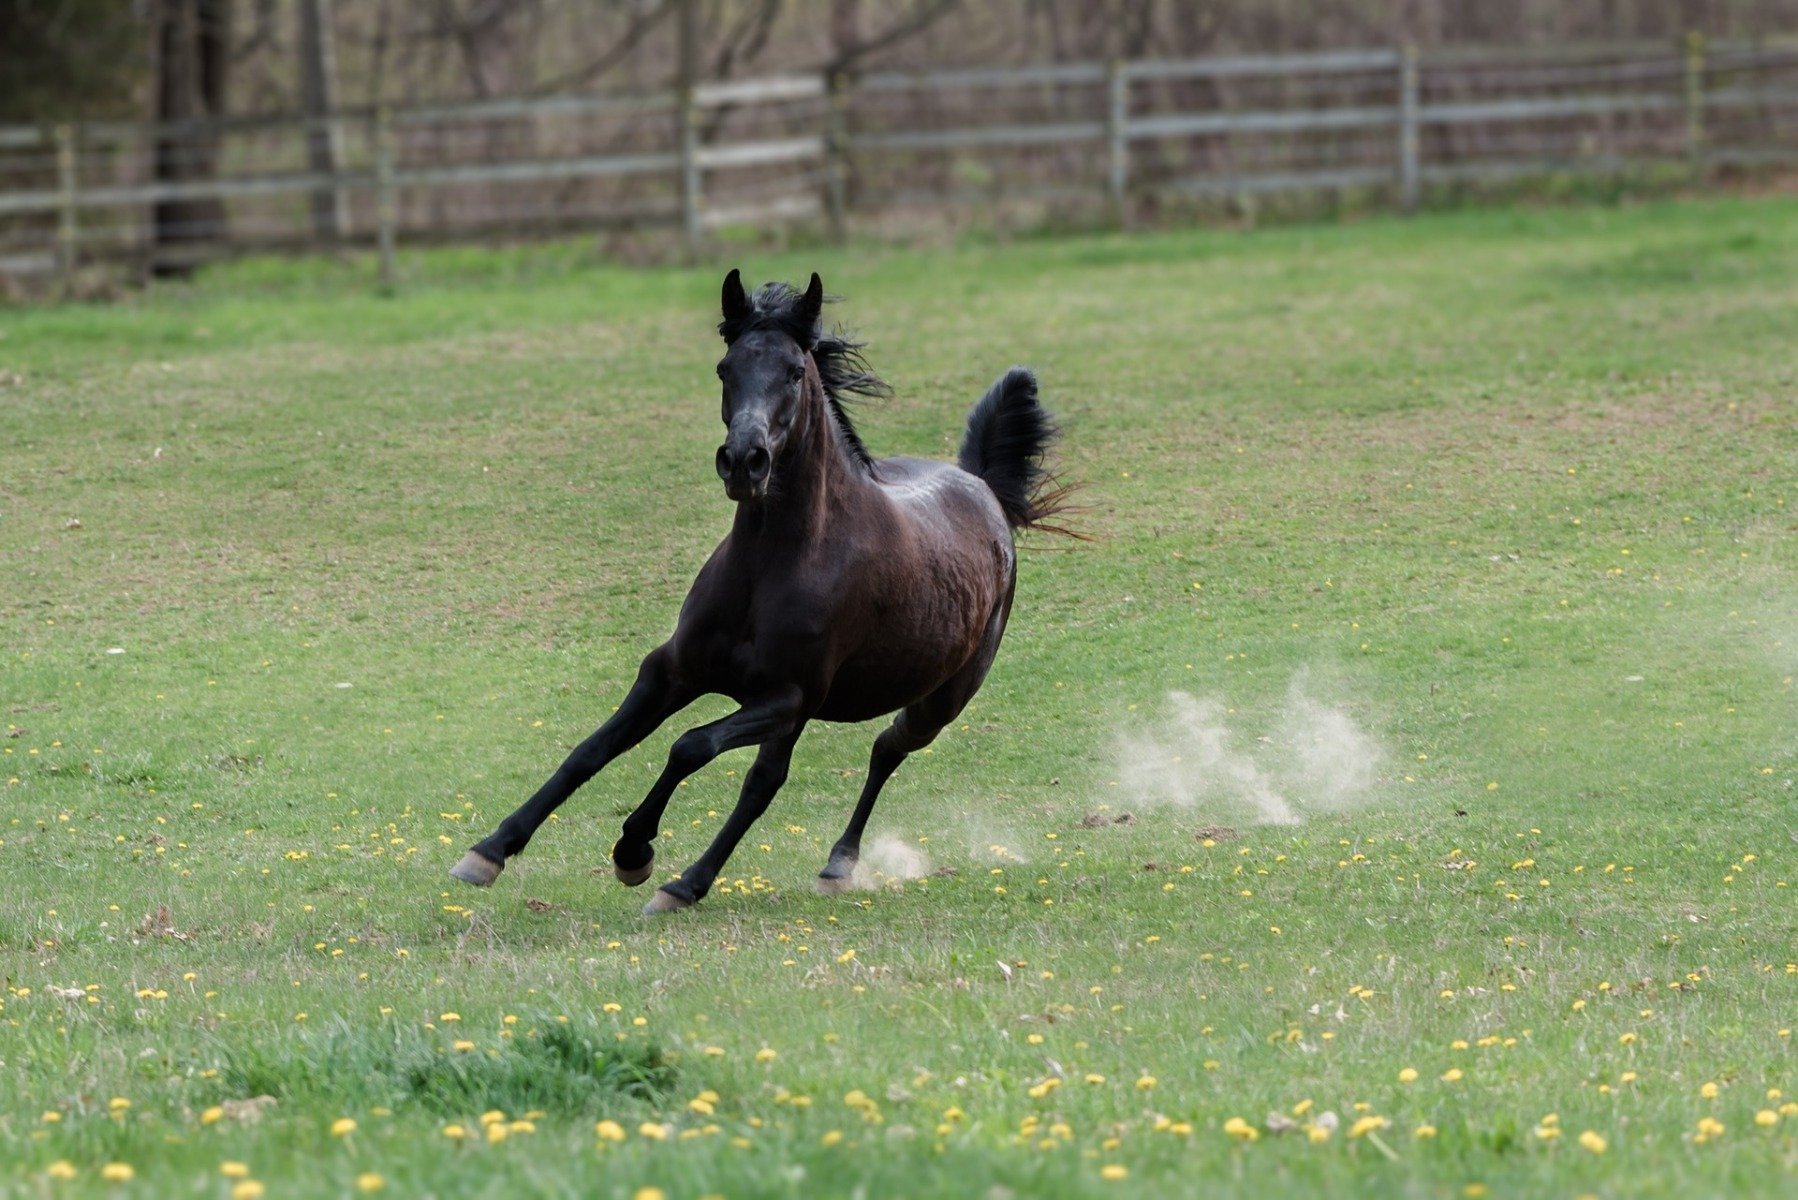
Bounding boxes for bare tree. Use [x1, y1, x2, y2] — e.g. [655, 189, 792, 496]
[825, 0, 961, 72]
[0, 0, 143, 121]
[299, 0, 347, 240]
[151, 0, 232, 276]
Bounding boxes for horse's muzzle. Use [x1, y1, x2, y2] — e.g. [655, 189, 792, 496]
[716, 441, 771, 501]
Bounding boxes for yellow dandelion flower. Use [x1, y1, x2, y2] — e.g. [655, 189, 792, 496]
[1579, 1130, 1607, 1153]
[331, 1117, 358, 1137]
[101, 1164, 135, 1183]
[356, 1174, 386, 1193]
[595, 1120, 626, 1142]
[821, 1130, 844, 1147]
[479, 1110, 506, 1126]
[755, 1047, 777, 1063]
[1441, 1068, 1464, 1082]
[1414, 1124, 1438, 1139]
[442, 1124, 467, 1140]
[48, 1161, 78, 1180]
[220, 1162, 251, 1179]
[1135, 1075, 1157, 1090]
[200, 1106, 224, 1125]
[1222, 1116, 1259, 1141]
[638, 1122, 668, 1141]
[1100, 1164, 1128, 1180]
[633, 1190, 666, 1200]
[485, 1122, 509, 1144]
[1348, 1116, 1388, 1138]
[231, 1183, 265, 1200]
[1701, 1081, 1719, 1099]
[1398, 1067, 1418, 1083]
[1754, 1110, 1778, 1127]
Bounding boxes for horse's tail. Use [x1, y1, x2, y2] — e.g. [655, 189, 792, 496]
[958, 366, 1079, 536]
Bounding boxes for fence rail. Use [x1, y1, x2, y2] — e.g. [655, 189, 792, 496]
[3, 35, 1796, 287]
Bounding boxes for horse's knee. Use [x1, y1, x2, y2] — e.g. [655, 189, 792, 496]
[667, 727, 716, 776]
[884, 712, 942, 757]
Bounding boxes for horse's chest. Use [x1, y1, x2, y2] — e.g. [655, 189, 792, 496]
[675, 584, 827, 683]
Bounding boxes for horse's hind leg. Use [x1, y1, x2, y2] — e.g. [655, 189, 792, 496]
[818, 707, 946, 894]
[451, 646, 694, 887]
[821, 594, 1013, 893]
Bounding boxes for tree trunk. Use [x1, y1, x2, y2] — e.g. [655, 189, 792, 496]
[298, 0, 346, 240]
[151, 0, 230, 276]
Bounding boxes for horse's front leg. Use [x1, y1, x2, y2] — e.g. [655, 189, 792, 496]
[610, 688, 804, 904]
[450, 646, 694, 887]
[646, 728, 804, 913]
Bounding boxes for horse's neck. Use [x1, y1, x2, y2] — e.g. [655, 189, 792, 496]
[732, 382, 864, 545]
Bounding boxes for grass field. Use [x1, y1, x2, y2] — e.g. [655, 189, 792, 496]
[3, 195, 1795, 1199]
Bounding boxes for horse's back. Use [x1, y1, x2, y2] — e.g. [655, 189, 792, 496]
[872, 456, 1012, 543]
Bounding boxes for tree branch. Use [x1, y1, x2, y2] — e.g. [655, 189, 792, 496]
[826, 0, 960, 73]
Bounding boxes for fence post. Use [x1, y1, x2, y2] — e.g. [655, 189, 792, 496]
[54, 123, 78, 294]
[1684, 30, 1706, 172]
[675, 0, 701, 257]
[374, 105, 396, 293]
[678, 92, 702, 255]
[1106, 59, 1129, 226]
[824, 68, 848, 242]
[1399, 44, 1420, 214]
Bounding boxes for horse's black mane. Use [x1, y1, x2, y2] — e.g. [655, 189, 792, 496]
[718, 281, 892, 470]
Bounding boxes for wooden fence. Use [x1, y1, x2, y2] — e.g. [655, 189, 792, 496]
[3, 36, 1796, 287]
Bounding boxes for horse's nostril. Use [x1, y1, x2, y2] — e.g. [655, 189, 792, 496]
[745, 445, 771, 480]
[715, 445, 733, 480]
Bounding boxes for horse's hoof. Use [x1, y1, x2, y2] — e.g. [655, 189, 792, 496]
[816, 872, 855, 896]
[615, 860, 654, 887]
[449, 851, 503, 888]
[642, 888, 693, 915]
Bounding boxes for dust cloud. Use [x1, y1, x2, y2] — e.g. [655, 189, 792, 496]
[850, 835, 933, 890]
[1114, 673, 1384, 825]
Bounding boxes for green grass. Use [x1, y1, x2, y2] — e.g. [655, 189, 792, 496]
[3, 195, 1796, 1199]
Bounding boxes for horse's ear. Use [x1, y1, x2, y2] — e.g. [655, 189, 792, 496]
[721, 268, 750, 327]
[799, 272, 825, 331]
[719, 268, 753, 343]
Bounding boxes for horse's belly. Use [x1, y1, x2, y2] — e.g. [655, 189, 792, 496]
[814, 595, 998, 722]
[813, 658, 951, 723]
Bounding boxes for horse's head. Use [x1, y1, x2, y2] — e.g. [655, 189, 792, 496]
[714, 268, 824, 502]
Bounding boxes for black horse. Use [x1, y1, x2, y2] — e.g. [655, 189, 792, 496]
[452, 270, 1068, 912]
